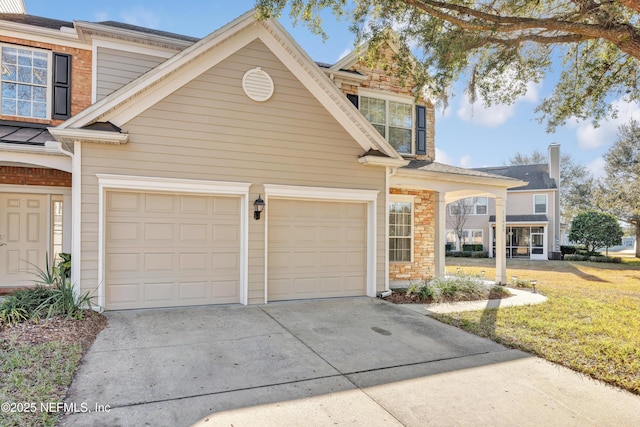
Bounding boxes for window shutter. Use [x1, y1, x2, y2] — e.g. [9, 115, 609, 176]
[346, 93, 359, 108]
[52, 53, 71, 119]
[415, 104, 426, 155]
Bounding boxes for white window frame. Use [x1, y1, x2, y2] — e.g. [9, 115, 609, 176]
[388, 194, 414, 263]
[534, 194, 548, 214]
[448, 197, 488, 216]
[358, 89, 414, 155]
[0, 43, 52, 119]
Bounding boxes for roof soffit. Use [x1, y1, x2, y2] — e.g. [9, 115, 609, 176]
[57, 11, 402, 159]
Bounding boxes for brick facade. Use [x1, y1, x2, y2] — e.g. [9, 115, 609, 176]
[0, 36, 92, 126]
[389, 188, 436, 281]
[0, 166, 71, 187]
[339, 43, 436, 162]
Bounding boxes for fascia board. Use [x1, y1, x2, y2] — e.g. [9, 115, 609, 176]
[395, 168, 528, 189]
[74, 21, 195, 50]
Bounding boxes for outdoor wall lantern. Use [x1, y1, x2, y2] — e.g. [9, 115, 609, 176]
[254, 195, 265, 220]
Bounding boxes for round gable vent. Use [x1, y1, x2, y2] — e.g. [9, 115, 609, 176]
[242, 67, 274, 102]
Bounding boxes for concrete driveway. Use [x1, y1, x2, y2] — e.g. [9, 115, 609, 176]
[61, 298, 640, 426]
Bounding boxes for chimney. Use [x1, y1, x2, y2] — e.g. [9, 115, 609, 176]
[548, 143, 561, 252]
[548, 143, 560, 188]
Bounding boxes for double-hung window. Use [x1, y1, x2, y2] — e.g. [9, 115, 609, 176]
[1, 44, 71, 120]
[534, 194, 547, 214]
[360, 95, 413, 154]
[1, 46, 49, 119]
[389, 199, 413, 262]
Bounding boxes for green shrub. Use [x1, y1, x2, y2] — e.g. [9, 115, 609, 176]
[471, 251, 489, 258]
[0, 255, 93, 326]
[462, 244, 484, 252]
[589, 255, 623, 264]
[564, 254, 589, 261]
[448, 251, 472, 257]
[405, 275, 507, 303]
[560, 245, 578, 255]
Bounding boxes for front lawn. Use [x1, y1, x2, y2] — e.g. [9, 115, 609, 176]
[0, 312, 106, 427]
[436, 257, 640, 395]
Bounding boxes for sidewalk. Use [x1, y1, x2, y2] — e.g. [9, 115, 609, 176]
[400, 286, 548, 315]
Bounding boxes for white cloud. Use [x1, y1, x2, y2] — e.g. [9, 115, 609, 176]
[120, 7, 161, 29]
[459, 155, 472, 168]
[94, 11, 109, 21]
[456, 80, 540, 127]
[435, 147, 453, 164]
[587, 157, 606, 179]
[573, 99, 640, 150]
[337, 47, 353, 61]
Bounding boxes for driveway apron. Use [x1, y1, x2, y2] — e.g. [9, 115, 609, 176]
[60, 298, 640, 426]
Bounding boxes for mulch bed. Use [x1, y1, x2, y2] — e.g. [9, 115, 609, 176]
[0, 310, 107, 350]
[384, 287, 512, 304]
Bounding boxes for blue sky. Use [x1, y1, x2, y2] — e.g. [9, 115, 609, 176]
[25, 0, 640, 176]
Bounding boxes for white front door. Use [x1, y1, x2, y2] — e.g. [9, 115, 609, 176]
[0, 193, 48, 287]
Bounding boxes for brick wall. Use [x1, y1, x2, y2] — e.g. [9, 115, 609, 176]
[389, 188, 436, 281]
[0, 36, 92, 126]
[0, 166, 71, 187]
[340, 43, 436, 161]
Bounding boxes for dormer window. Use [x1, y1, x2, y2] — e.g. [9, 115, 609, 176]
[1, 44, 71, 120]
[347, 90, 427, 156]
[360, 96, 412, 154]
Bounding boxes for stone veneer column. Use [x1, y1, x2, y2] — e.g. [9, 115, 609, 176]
[434, 192, 446, 277]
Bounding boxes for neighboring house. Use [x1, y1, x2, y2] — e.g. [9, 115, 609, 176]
[1, 6, 524, 309]
[446, 144, 561, 260]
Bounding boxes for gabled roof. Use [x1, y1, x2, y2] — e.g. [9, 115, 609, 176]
[54, 10, 403, 160]
[475, 164, 557, 191]
[0, 13, 73, 30]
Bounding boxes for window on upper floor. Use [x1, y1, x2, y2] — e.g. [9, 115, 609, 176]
[1, 44, 71, 120]
[347, 91, 427, 156]
[534, 194, 547, 214]
[360, 96, 412, 154]
[449, 197, 488, 216]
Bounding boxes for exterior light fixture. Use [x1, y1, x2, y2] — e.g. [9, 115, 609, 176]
[530, 279, 537, 293]
[512, 275, 518, 285]
[254, 195, 265, 220]
[480, 270, 485, 279]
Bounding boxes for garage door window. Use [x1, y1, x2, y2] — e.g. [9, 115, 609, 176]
[389, 201, 412, 262]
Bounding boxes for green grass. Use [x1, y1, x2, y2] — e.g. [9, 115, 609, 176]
[436, 257, 640, 395]
[0, 336, 83, 427]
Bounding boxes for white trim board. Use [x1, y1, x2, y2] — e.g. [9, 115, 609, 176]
[263, 184, 379, 302]
[95, 174, 251, 310]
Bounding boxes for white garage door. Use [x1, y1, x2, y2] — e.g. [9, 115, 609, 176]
[105, 191, 241, 310]
[268, 199, 367, 301]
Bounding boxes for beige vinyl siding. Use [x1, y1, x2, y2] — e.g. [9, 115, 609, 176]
[95, 47, 165, 101]
[80, 38, 386, 304]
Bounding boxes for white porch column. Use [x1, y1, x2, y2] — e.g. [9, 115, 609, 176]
[434, 192, 446, 277]
[495, 196, 507, 284]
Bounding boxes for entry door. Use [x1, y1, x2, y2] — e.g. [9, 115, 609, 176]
[0, 193, 48, 287]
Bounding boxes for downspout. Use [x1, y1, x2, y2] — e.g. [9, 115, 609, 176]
[380, 167, 399, 298]
[50, 139, 86, 309]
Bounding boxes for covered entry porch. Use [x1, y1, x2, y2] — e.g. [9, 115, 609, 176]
[390, 161, 526, 285]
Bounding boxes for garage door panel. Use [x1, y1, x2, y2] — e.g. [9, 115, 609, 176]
[143, 282, 174, 302]
[109, 222, 139, 242]
[178, 252, 206, 272]
[143, 223, 173, 241]
[106, 191, 241, 310]
[145, 194, 175, 212]
[145, 253, 173, 272]
[268, 199, 367, 301]
[107, 253, 139, 274]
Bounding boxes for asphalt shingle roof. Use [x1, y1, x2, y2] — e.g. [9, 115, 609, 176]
[489, 214, 549, 223]
[474, 164, 557, 190]
[0, 13, 73, 29]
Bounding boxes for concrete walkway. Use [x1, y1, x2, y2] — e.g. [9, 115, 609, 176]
[61, 298, 640, 426]
[401, 287, 548, 315]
